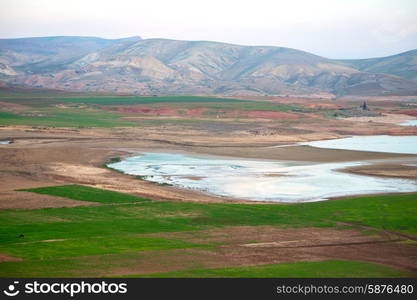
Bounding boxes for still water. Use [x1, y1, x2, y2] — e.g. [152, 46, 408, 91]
[301, 135, 417, 154]
[109, 152, 417, 203]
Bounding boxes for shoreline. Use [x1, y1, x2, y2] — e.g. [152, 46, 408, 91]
[1, 126, 416, 208]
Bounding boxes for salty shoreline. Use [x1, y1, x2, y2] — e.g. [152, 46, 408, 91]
[0, 126, 416, 208]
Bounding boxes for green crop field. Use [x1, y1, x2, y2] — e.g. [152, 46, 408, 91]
[0, 97, 62, 107]
[1, 236, 203, 260]
[128, 260, 413, 278]
[55, 96, 253, 105]
[19, 185, 150, 204]
[0, 108, 138, 128]
[0, 185, 416, 277]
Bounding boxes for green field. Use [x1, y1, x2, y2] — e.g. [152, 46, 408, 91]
[19, 185, 150, 204]
[0, 108, 227, 128]
[0, 97, 63, 107]
[0, 108, 138, 128]
[128, 260, 412, 278]
[0, 95, 306, 128]
[1, 236, 203, 260]
[56, 96, 252, 105]
[0, 185, 416, 277]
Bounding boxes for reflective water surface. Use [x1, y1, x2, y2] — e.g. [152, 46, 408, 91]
[109, 152, 417, 202]
[301, 135, 417, 154]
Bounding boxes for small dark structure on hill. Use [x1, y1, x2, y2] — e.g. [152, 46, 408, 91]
[361, 101, 369, 110]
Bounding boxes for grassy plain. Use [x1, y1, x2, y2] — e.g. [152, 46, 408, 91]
[19, 185, 150, 204]
[0, 185, 416, 277]
[0, 109, 137, 128]
[128, 260, 413, 278]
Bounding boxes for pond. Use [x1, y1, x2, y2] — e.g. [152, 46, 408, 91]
[0, 140, 11, 145]
[108, 152, 417, 203]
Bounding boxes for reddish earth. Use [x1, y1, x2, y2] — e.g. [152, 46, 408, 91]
[400, 110, 417, 117]
[187, 108, 209, 117]
[0, 253, 22, 262]
[104, 105, 303, 120]
[104, 106, 209, 117]
[227, 110, 300, 119]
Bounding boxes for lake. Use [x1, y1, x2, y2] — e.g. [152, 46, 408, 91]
[108, 152, 417, 203]
[301, 135, 417, 154]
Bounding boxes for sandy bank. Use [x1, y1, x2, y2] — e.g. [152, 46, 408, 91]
[0, 127, 416, 208]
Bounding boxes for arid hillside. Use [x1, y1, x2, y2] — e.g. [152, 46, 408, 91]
[1, 37, 417, 96]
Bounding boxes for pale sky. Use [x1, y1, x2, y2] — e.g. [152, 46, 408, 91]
[1, 0, 416, 59]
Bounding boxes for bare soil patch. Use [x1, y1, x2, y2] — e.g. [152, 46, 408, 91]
[181, 176, 204, 181]
[0, 191, 98, 210]
[0, 253, 22, 262]
[342, 162, 417, 179]
[341, 113, 414, 125]
[401, 110, 417, 117]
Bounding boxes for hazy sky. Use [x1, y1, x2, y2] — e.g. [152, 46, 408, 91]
[1, 0, 417, 58]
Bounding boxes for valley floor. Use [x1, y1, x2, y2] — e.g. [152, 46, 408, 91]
[0, 94, 416, 277]
[0, 127, 416, 277]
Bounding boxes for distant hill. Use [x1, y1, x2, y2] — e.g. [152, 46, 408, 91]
[338, 50, 417, 82]
[0, 36, 141, 74]
[0, 36, 416, 96]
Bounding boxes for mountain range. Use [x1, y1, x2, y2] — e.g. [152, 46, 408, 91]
[1, 36, 416, 96]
